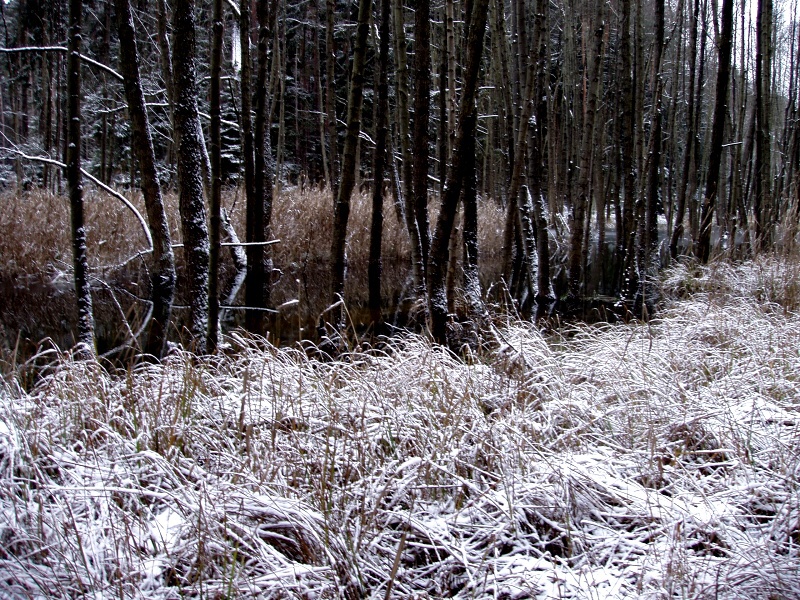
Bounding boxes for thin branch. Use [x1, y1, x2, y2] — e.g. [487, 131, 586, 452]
[225, 0, 240, 17]
[172, 240, 280, 248]
[82, 173, 153, 251]
[198, 110, 241, 130]
[0, 46, 123, 81]
[5, 147, 154, 252]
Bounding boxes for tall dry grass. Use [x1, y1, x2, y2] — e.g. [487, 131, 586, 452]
[1, 185, 508, 356]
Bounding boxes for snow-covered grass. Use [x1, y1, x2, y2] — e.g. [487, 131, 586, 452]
[1, 257, 799, 599]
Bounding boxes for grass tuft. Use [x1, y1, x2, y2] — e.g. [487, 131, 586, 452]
[1, 257, 798, 597]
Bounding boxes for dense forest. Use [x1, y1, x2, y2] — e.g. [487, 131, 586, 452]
[1, 0, 799, 356]
[1, 2, 799, 596]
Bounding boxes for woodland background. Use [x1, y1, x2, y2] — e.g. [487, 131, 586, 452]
[0, 0, 799, 357]
[1, 1, 799, 597]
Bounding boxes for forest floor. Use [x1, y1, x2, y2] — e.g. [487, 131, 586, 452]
[1, 255, 799, 598]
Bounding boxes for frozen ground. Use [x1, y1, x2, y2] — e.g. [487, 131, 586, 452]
[1, 257, 798, 598]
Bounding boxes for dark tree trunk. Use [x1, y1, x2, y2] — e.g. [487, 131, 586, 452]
[369, 0, 391, 330]
[393, 0, 425, 293]
[156, 0, 175, 172]
[241, 0, 263, 334]
[427, 0, 489, 345]
[507, 58, 537, 303]
[688, 1, 709, 245]
[670, 0, 701, 259]
[207, 0, 223, 352]
[254, 0, 276, 325]
[754, 0, 773, 248]
[644, 0, 665, 260]
[697, 0, 733, 262]
[530, 0, 553, 304]
[461, 114, 481, 316]
[116, 0, 176, 358]
[568, 5, 604, 299]
[67, 0, 95, 356]
[617, 0, 637, 296]
[412, 0, 432, 273]
[172, 0, 209, 352]
[325, 0, 339, 199]
[634, 0, 665, 310]
[330, 0, 372, 315]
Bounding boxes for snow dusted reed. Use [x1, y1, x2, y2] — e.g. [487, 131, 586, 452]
[1, 258, 798, 598]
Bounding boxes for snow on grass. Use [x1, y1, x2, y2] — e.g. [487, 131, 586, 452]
[1, 258, 799, 599]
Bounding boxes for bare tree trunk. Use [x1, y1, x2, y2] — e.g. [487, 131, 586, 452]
[617, 0, 637, 295]
[427, 0, 489, 345]
[754, 0, 773, 248]
[506, 57, 537, 303]
[254, 0, 276, 329]
[568, 4, 604, 299]
[369, 0, 391, 330]
[173, 0, 209, 351]
[207, 0, 223, 352]
[325, 0, 339, 199]
[688, 0, 709, 246]
[67, 0, 95, 356]
[330, 0, 372, 317]
[445, 0, 457, 160]
[697, 0, 733, 262]
[412, 0, 432, 272]
[529, 0, 553, 305]
[633, 0, 664, 311]
[314, 0, 330, 189]
[643, 0, 665, 264]
[461, 112, 482, 316]
[392, 0, 424, 293]
[436, 25, 448, 198]
[241, 0, 263, 334]
[156, 0, 175, 175]
[116, 0, 176, 358]
[670, 0, 701, 259]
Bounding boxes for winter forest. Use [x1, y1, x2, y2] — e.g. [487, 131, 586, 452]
[1, 0, 799, 597]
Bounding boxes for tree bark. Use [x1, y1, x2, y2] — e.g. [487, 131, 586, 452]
[325, 0, 339, 199]
[754, 0, 773, 248]
[412, 0, 432, 273]
[369, 0, 391, 330]
[427, 0, 489, 345]
[392, 0, 424, 293]
[697, 0, 733, 262]
[116, 0, 176, 358]
[461, 111, 481, 316]
[568, 5, 604, 299]
[207, 0, 223, 352]
[67, 0, 95, 356]
[330, 0, 372, 317]
[643, 0, 665, 262]
[254, 0, 276, 326]
[241, 0, 263, 334]
[156, 0, 175, 173]
[669, 0, 701, 259]
[529, 0, 553, 305]
[173, 0, 210, 352]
